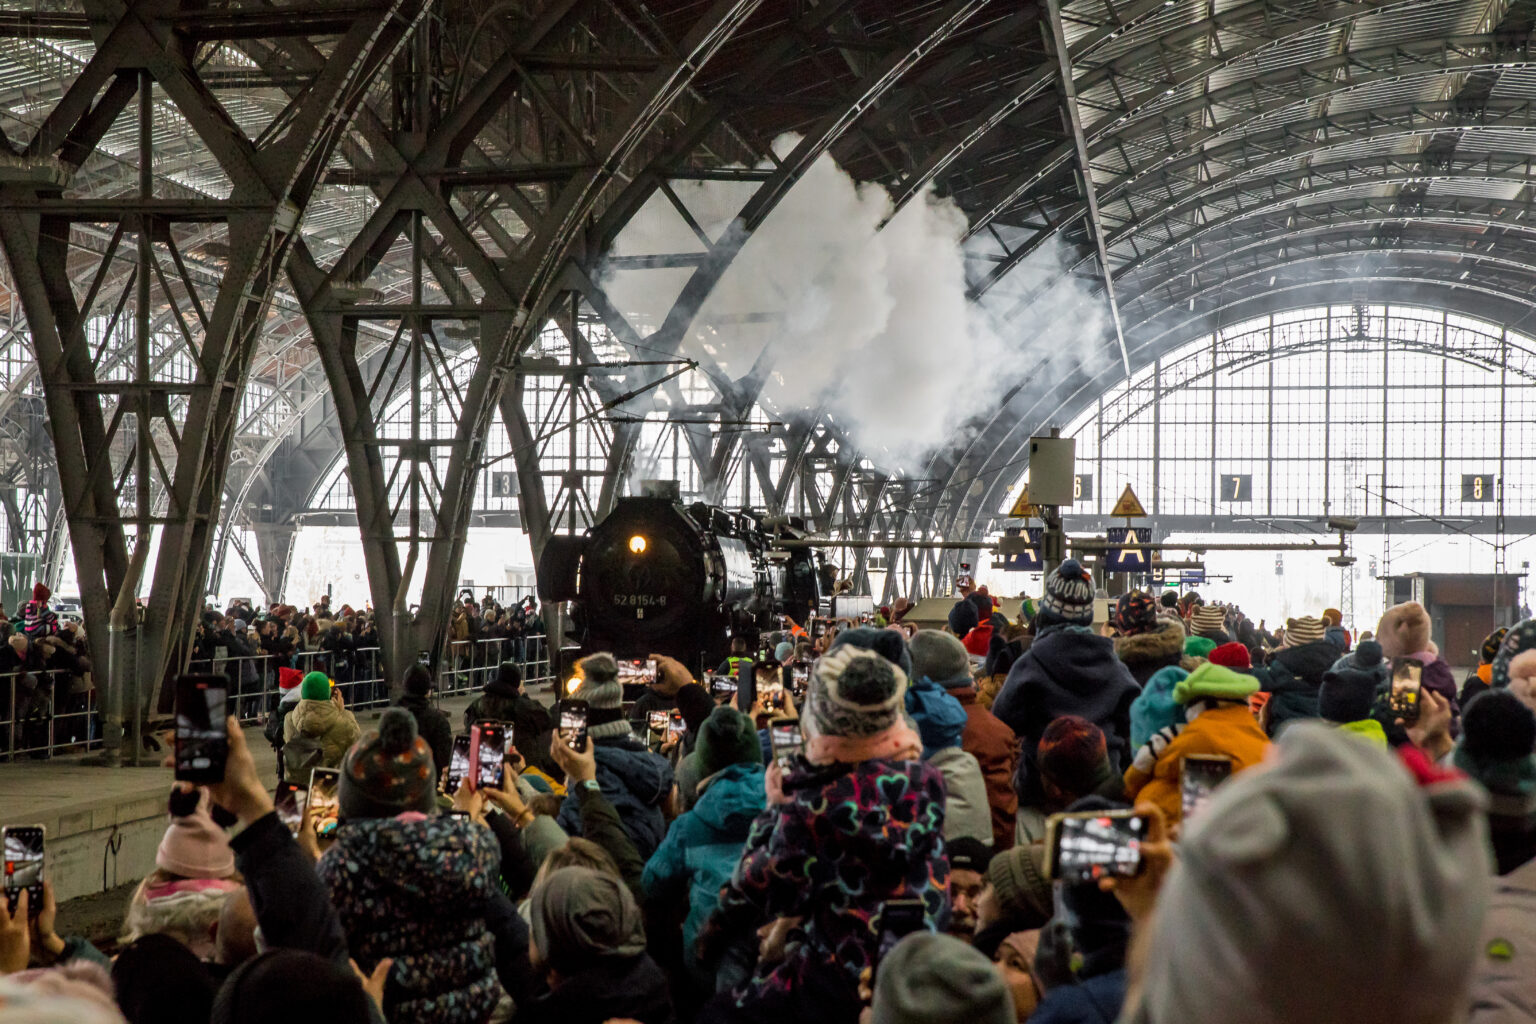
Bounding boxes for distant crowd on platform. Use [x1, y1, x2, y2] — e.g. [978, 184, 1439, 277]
[3, 559, 1536, 1024]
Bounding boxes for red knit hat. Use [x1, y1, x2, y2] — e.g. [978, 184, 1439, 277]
[32, 581, 49, 603]
[1208, 642, 1252, 670]
[277, 666, 303, 690]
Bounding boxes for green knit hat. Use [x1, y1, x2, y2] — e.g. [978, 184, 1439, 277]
[300, 671, 332, 700]
[694, 705, 762, 779]
[1172, 662, 1259, 705]
[1184, 635, 1217, 660]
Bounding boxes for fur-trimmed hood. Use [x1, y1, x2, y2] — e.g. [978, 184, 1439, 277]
[1115, 619, 1186, 667]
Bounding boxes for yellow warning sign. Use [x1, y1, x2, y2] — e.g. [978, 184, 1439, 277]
[1111, 484, 1146, 518]
[1009, 486, 1039, 519]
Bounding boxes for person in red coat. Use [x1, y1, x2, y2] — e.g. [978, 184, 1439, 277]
[910, 629, 1018, 848]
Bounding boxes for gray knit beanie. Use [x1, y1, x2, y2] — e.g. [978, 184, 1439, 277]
[1129, 722, 1491, 1024]
[528, 866, 646, 976]
[871, 932, 1013, 1024]
[908, 630, 972, 689]
[804, 646, 907, 740]
[576, 652, 630, 740]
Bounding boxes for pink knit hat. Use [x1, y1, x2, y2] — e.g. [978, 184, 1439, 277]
[156, 789, 235, 879]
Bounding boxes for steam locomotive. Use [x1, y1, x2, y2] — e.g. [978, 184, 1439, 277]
[536, 496, 822, 672]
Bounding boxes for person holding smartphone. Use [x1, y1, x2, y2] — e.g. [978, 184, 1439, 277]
[642, 705, 766, 994]
[551, 654, 675, 861]
[702, 646, 945, 1024]
[317, 707, 527, 1022]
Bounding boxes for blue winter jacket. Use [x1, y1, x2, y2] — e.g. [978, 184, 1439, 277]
[556, 734, 674, 860]
[641, 762, 766, 969]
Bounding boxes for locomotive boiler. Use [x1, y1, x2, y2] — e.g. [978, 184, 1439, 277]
[536, 496, 820, 672]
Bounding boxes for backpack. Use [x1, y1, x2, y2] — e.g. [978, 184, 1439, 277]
[283, 731, 325, 779]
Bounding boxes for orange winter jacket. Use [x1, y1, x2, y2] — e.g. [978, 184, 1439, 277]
[1123, 700, 1270, 826]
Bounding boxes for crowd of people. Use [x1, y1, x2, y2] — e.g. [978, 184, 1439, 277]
[3, 557, 1536, 1024]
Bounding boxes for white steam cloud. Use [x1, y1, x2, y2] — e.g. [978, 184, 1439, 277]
[599, 135, 1113, 475]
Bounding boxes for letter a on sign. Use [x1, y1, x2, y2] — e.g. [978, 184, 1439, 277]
[1105, 527, 1147, 573]
[1111, 484, 1146, 518]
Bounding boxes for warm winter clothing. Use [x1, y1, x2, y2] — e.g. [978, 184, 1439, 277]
[156, 789, 235, 879]
[643, 762, 766, 974]
[1129, 666, 1187, 751]
[576, 653, 632, 741]
[948, 687, 1017, 849]
[1189, 604, 1229, 642]
[1283, 615, 1328, 647]
[947, 598, 980, 637]
[805, 642, 909, 742]
[1123, 663, 1267, 825]
[464, 666, 556, 777]
[1113, 618, 1186, 686]
[992, 625, 1140, 807]
[1037, 559, 1094, 628]
[1113, 591, 1159, 637]
[960, 620, 994, 657]
[709, 754, 948, 1023]
[555, 734, 674, 860]
[339, 708, 437, 822]
[1467, 855, 1536, 1024]
[871, 932, 1014, 1024]
[826, 625, 914, 679]
[1126, 722, 1491, 1024]
[283, 694, 360, 769]
[1456, 690, 1536, 875]
[985, 843, 1051, 929]
[928, 746, 992, 845]
[1207, 642, 1251, 670]
[318, 814, 520, 1024]
[299, 671, 331, 701]
[395, 691, 452, 778]
[1262, 640, 1338, 736]
[695, 706, 763, 780]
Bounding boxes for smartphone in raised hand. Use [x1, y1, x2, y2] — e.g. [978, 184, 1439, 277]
[557, 699, 590, 751]
[308, 768, 341, 839]
[175, 674, 228, 784]
[2, 824, 44, 917]
[444, 734, 472, 793]
[1180, 754, 1232, 823]
[274, 780, 308, 835]
[1043, 809, 1148, 885]
[474, 723, 507, 789]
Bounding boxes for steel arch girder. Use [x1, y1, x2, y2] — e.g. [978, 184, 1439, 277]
[972, 32, 1527, 299]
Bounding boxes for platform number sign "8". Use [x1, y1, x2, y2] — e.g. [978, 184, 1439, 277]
[1462, 474, 1496, 502]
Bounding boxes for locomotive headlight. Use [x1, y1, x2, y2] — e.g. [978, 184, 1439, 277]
[628, 534, 648, 555]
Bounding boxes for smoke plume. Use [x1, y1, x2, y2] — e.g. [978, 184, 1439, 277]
[599, 135, 1113, 475]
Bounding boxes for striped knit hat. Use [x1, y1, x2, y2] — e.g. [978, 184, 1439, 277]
[805, 645, 908, 740]
[576, 652, 631, 740]
[1039, 559, 1094, 626]
[1190, 604, 1227, 637]
[1284, 616, 1327, 648]
[1114, 591, 1158, 636]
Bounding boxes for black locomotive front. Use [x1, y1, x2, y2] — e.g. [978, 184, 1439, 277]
[539, 497, 773, 672]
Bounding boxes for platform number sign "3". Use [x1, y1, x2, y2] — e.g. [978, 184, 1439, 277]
[1462, 474, 1497, 502]
[1220, 474, 1252, 502]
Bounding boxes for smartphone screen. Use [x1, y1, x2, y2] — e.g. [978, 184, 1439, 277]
[175, 674, 228, 784]
[557, 699, 590, 751]
[1046, 810, 1148, 884]
[875, 899, 927, 973]
[789, 663, 810, 698]
[274, 781, 308, 835]
[3, 825, 44, 917]
[667, 712, 686, 740]
[1180, 755, 1232, 822]
[418, 649, 430, 664]
[1391, 658, 1424, 724]
[308, 768, 341, 838]
[769, 717, 803, 770]
[812, 618, 828, 639]
[618, 659, 658, 686]
[647, 710, 669, 734]
[445, 734, 472, 793]
[708, 674, 738, 699]
[475, 723, 507, 790]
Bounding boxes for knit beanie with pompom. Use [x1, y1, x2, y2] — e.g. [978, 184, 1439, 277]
[339, 707, 438, 820]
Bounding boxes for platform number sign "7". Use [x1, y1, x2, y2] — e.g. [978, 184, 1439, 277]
[1220, 474, 1252, 502]
[1462, 474, 1497, 502]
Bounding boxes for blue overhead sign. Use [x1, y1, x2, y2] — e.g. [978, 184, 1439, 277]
[998, 527, 1044, 572]
[1105, 527, 1152, 573]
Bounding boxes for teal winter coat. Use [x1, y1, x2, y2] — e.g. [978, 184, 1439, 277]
[641, 761, 766, 970]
